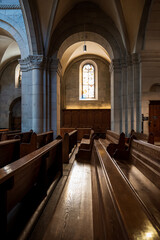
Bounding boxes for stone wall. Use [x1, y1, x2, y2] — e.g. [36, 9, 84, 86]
[63, 55, 110, 110]
[0, 60, 21, 128]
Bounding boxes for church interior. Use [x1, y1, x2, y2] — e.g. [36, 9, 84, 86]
[0, 0, 160, 239]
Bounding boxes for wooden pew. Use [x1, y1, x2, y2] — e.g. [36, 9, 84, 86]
[130, 130, 154, 144]
[1, 130, 33, 142]
[79, 129, 95, 150]
[0, 138, 62, 239]
[60, 127, 91, 142]
[62, 130, 77, 163]
[91, 139, 160, 239]
[129, 139, 160, 189]
[20, 130, 54, 157]
[0, 139, 20, 168]
[75, 130, 96, 161]
[102, 131, 160, 189]
[0, 130, 21, 141]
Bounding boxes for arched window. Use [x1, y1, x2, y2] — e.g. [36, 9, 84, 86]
[79, 60, 98, 100]
[15, 64, 22, 88]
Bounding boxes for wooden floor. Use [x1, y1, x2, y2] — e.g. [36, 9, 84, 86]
[28, 147, 93, 240]
[43, 160, 93, 240]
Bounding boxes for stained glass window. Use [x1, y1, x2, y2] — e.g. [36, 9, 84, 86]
[81, 64, 95, 99]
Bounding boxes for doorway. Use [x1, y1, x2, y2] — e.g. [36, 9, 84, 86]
[9, 97, 21, 130]
[149, 101, 160, 141]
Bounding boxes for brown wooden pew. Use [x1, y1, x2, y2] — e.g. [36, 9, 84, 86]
[0, 130, 21, 141]
[0, 138, 62, 239]
[62, 130, 77, 163]
[101, 131, 160, 189]
[129, 139, 160, 189]
[91, 139, 160, 239]
[130, 130, 154, 144]
[20, 130, 54, 157]
[0, 139, 20, 168]
[1, 129, 33, 142]
[75, 130, 95, 161]
[60, 127, 91, 142]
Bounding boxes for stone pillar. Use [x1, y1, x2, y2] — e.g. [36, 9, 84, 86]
[127, 55, 134, 133]
[132, 53, 141, 132]
[30, 55, 44, 133]
[19, 57, 32, 132]
[110, 59, 122, 133]
[121, 58, 128, 135]
[50, 58, 62, 138]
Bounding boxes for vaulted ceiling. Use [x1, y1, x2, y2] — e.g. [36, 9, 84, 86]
[32, 0, 145, 53]
[0, 28, 20, 70]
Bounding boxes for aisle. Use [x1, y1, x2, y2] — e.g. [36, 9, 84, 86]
[43, 159, 93, 240]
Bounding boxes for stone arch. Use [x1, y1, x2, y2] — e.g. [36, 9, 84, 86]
[0, 13, 29, 58]
[48, 2, 126, 59]
[150, 83, 160, 92]
[135, 0, 152, 52]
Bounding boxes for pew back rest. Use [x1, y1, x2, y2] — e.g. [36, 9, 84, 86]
[68, 130, 77, 152]
[37, 131, 54, 149]
[130, 139, 160, 188]
[1, 130, 33, 143]
[106, 130, 119, 144]
[0, 139, 62, 214]
[0, 139, 20, 168]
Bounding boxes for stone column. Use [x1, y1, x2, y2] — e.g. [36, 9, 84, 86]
[50, 58, 62, 138]
[132, 53, 141, 132]
[19, 57, 32, 132]
[127, 55, 134, 133]
[110, 59, 122, 133]
[30, 55, 44, 133]
[121, 58, 128, 135]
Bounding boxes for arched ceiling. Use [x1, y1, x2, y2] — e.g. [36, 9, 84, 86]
[30, 0, 145, 53]
[60, 41, 111, 75]
[0, 28, 20, 69]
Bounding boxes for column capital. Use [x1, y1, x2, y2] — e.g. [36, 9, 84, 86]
[132, 53, 140, 64]
[19, 55, 45, 71]
[29, 55, 45, 70]
[110, 59, 121, 73]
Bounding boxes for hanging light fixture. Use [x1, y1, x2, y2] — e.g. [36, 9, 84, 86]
[83, 24, 87, 52]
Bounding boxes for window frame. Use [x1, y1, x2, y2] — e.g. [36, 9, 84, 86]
[79, 60, 98, 101]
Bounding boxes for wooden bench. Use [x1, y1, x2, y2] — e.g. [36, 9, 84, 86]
[1, 130, 33, 142]
[0, 138, 62, 239]
[0, 130, 21, 141]
[0, 139, 20, 168]
[130, 130, 154, 144]
[129, 139, 160, 189]
[91, 139, 160, 239]
[102, 131, 160, 189]
[60, 127, 91, 142]
[75, 130, 95, 161]
[20, 130, 54, 157]
[62, 130, 77, 163]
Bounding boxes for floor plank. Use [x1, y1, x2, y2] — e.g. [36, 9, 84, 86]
[43, 160, 93, 240]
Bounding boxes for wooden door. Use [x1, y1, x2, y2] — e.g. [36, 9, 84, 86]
[149, 101, 160, 141]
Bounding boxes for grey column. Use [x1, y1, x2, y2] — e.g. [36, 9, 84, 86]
[30, 55, 44, 133]
[127, 55, 134, 133]
[50, 58, 62, 138]
[19, 57, 32, 132]
[121, 58, 128, 135]
[110, 59, 123, 133]
[132, 53, 141, 132]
